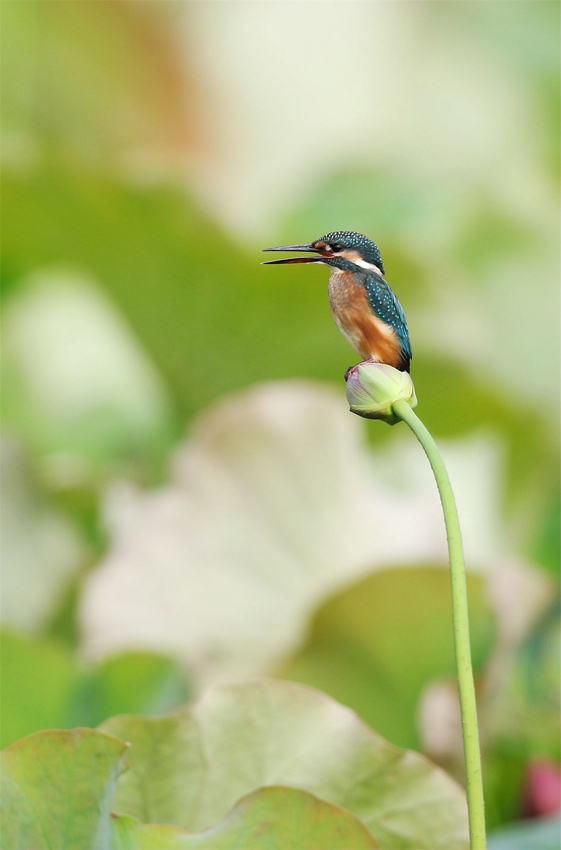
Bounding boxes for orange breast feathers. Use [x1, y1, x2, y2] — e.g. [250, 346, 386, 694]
[328, 271, 402, 367]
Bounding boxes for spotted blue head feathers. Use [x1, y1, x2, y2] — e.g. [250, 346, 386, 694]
[313, 231, 385, 275]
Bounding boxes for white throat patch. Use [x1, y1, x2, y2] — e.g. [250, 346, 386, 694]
[338, 248, 384, 274]
[353, 258, 383, 273]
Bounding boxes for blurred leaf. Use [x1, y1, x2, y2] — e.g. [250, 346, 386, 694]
[410, 356, 560, 563]
[483, 751, 528, 832]
[487, 814, 561, 850]
[487, 601, 561, 764]
[80, 382, 503, 686]
[482, 600, 560, 830]
[0, 630, 191, 748]
[0, 631, 77, 749]
[79, 382, 411, 682]
[530, 490, 561, 578]
[411, 356, 556, 485]
[454, 203, 536, 273]
[45, 571, 88, 648]
[1, 165, 352, 420]
[0, 728, 128, 850]
[0, 437, 86, 633]
[1, 272, 174, 467]
[69, 651, 192, 729]
[110, 787, 378, 850]
[279, 566, 495, 749]
[1, 2, 198, 167]
[441, 0, 561, 186]
[101, 679, 469, 850]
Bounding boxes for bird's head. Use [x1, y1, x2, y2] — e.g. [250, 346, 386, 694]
[262, 230, 385, 275]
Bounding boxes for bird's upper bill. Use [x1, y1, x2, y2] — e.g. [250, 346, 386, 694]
[261, 243, 329, 265]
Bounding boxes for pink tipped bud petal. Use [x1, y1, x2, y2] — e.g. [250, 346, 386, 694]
[345, 361, 417, 424]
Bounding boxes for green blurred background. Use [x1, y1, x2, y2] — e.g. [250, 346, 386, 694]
[1, 1, 559, 840]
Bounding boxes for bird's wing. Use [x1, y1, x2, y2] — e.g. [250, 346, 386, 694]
[364, 274, 412, 369]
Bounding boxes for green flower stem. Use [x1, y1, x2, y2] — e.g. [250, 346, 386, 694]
[392, 399, 486, 850]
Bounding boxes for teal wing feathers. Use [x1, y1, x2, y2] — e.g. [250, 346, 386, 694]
[364, 274, 412, 371]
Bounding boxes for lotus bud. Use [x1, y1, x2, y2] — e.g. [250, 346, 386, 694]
[345, 361, 417, 425]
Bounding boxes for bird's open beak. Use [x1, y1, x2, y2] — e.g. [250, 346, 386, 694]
[261, 243, 324, 265]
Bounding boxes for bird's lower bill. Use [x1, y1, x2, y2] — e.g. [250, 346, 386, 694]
[261, 256, 324, 265]
[261, 243, 328, 265]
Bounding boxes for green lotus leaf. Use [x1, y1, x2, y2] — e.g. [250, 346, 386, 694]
[110, 786, 378, 849]
[101, 679, 469, 850]
[0, 728, 128, 850]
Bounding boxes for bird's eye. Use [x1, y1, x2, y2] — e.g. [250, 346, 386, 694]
[330, 243, 343, 253]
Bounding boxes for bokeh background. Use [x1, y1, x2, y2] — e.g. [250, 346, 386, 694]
[1, 0, 559, 841]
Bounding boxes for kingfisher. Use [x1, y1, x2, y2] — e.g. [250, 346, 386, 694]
[262, 230, 412, 372]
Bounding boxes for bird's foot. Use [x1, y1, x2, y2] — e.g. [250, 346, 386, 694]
[345, 358, 384, 381]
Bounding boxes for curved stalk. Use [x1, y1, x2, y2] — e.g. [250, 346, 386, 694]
[392, 399, 486, 850]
